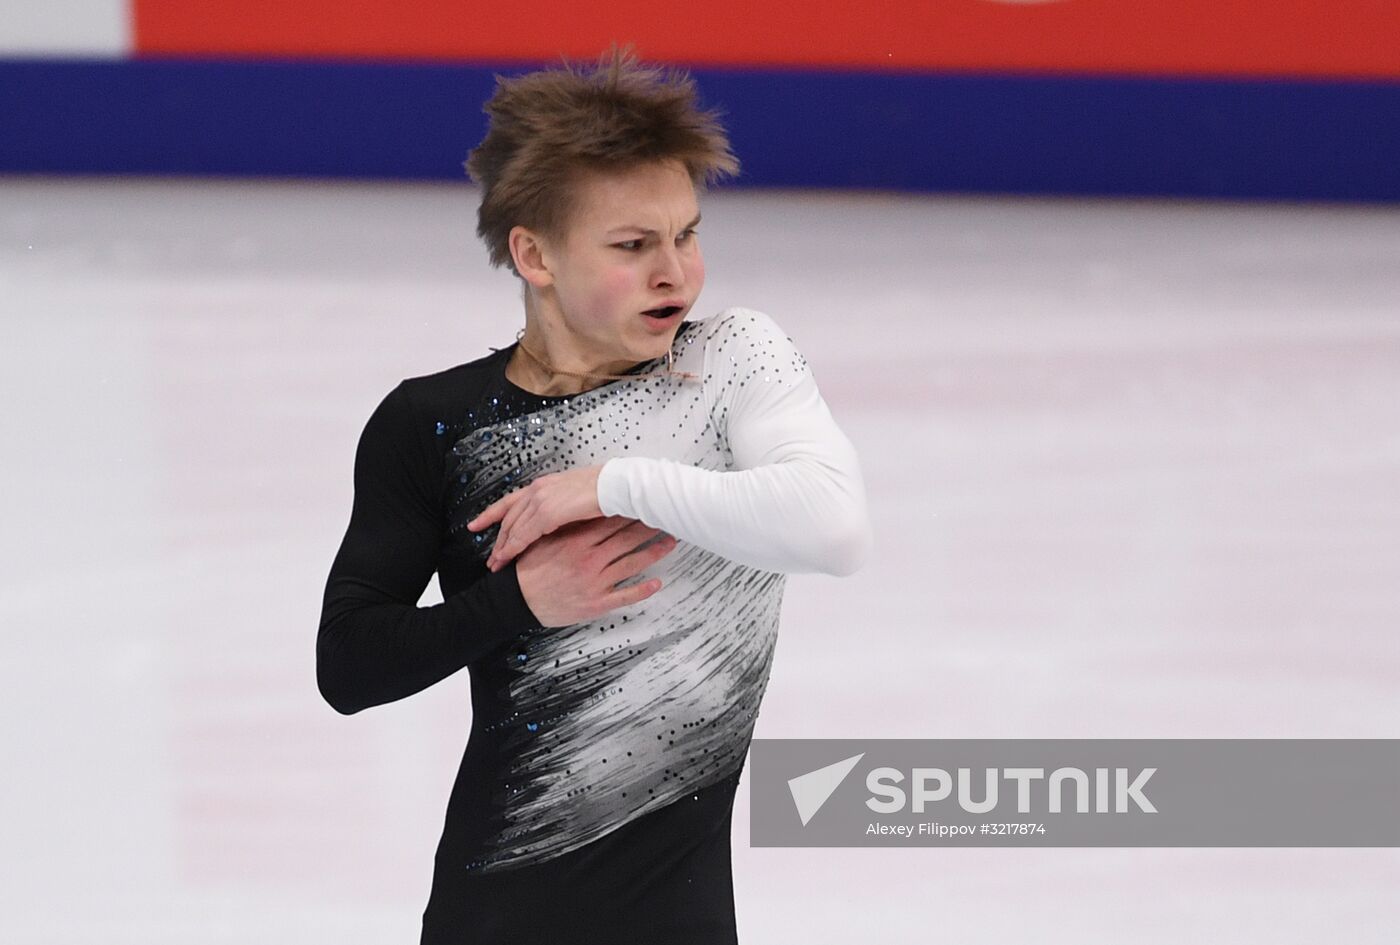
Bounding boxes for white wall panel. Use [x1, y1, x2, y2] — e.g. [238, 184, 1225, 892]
[0, 0, 131, 56]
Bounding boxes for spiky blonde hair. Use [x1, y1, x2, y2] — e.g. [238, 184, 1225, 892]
[465, 43, 741, 276]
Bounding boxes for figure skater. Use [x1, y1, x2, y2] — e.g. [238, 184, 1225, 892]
[316, 43, 872, 944]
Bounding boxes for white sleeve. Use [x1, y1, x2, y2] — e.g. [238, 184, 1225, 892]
[595, 308, 872, 576]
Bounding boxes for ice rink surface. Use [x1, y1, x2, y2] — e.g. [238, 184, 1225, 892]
[2, 177, 1398, 942]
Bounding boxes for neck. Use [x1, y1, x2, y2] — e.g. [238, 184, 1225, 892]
[509, 298, 644, 397]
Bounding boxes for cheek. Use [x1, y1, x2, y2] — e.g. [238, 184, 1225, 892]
[688, 246, 706, 285]
[602, 267, 636, 305]
[575, 266, 636, 321]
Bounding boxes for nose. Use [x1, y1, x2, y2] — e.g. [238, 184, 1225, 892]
[651, 243, 685, 288]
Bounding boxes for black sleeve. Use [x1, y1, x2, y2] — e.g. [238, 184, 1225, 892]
[316, 381, 541, 715]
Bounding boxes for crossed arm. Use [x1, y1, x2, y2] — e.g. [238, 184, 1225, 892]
[472, 310, 872, 578]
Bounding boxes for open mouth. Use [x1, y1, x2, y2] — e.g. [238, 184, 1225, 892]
[642, 305, 684, 319]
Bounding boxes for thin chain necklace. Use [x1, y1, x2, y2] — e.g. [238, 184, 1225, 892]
[512, 329, 698, 385]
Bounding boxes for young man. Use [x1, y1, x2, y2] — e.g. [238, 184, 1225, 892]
[316, 46, 872, 944]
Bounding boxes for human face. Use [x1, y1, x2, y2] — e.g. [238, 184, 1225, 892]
[533, 160, 705, 371]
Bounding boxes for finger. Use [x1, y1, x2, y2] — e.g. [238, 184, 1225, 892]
[541, 515, 636, 552]
[572, 514, 635, 535]
[490, 497, 544, 571]
[602, 576, 663, 611]
[506, 499, 548, 550]
[599, 525, 671, 569]
[489, 490, 534, 563]
[468, 494, 513, 532]
[596, 519, 664, 556]
[602, 533, 676, 581]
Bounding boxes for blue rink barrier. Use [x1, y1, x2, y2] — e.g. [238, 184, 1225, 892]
[2, 56, 1397, 200]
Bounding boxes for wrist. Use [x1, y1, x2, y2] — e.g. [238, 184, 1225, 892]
[595, 458, 629, 518]
[589, 464, 605, 516]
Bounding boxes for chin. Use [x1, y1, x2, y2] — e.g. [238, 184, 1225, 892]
[648, 330, 680, 351]
[634, 324, 678, 345]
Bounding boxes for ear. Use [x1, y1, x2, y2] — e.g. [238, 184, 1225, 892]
[508, 225, 555, 289]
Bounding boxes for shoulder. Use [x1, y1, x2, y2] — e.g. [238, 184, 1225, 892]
[391, 345, 512, 416]
[356, 345, 512, 457]
[693, 306, 810, 377]
[693, 305, 787, 342]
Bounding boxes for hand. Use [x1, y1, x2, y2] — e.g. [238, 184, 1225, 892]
[469, 465, 605, 572]
[515, 516, 678, 628]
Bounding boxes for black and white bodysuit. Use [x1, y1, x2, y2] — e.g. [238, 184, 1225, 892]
[316, 307, 871, 944]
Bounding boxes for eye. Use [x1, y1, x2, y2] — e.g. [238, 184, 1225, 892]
[678, 228, 697, 243]
[614, 239, 643, 251]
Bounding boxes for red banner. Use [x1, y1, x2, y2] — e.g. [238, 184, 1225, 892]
[133, 1, 1400, 80]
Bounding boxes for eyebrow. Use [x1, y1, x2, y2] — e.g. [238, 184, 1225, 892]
[606, 212, 702, 236]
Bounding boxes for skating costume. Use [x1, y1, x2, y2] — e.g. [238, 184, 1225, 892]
[316, 307, 870, 943]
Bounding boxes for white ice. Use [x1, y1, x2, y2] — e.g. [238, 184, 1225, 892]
[2, 176, 1398, 943]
